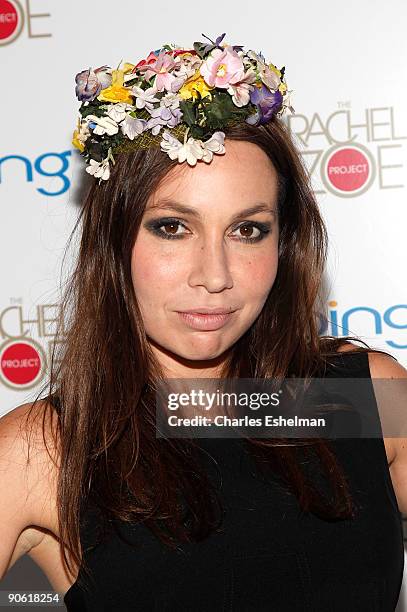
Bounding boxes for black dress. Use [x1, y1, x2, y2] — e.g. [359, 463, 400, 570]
[63, 351, 404, 611]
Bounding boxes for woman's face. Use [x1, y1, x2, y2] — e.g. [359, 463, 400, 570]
[131, 140, 280, 376]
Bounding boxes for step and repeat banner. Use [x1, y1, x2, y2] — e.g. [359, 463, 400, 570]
[1, 0, 406, 608]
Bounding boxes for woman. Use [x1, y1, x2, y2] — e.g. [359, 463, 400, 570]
[0, 34, 406, 611]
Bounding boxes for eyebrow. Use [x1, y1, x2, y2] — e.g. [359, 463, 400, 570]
[147, 200, 277, 222]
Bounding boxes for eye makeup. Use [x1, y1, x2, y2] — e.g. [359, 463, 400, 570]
[143, 217, 272, 244]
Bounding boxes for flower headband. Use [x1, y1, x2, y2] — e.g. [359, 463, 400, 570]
[72, 32, 294, 182]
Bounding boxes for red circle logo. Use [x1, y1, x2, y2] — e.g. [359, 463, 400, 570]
[0, 339, 45, 389]
[0, 0, 23, 45]
[326, 147, 370, 192]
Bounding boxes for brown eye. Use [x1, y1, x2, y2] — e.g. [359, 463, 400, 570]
[163, 222, 180, 235]
[145, 218, 192, 240]
[233, 224, 261, 239]
[240, 226, 255, 238]
[229, 222, 270, 244]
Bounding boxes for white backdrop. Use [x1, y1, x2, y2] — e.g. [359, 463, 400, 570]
[1, 0, 406, 607]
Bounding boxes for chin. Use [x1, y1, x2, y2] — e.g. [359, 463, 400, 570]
[175, 331, 243, 361]
[179, 348, 225, 362]
[178, 340, 232, 361]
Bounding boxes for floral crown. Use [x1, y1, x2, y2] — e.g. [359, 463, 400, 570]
[72, 32, 294, 182]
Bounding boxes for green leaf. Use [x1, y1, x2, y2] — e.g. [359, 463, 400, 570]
[129, 108, 150, 120]
[179, 99, 197, 126]
[197, 91, 254, 130]
[201, 92, 235, 123]
[189, 124, 205, 139]
[125, 78, 139, 87]
[193, 41, 209, 59]
[80, 101, 106, 119]
[86, 140, 104, 162]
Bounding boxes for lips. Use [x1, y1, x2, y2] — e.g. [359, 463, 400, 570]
[176, 310, 236, 331]
[178, 308, 237, 315]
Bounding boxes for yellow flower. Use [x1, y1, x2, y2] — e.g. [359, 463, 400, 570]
[97, 69, 133, 104]
[72, 119, 85, 151]
[178, 70, 214, 100]
[267, 62, 286, 94]
[278, 82, 287, 94]
[268, 62, 282, 79]
[72, 129, 85, 152]
[122, 62, 136, 73]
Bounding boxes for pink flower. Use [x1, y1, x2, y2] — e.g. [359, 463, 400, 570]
[133, 50, 160, 72]
[227, 67, 257, 107]
[200, 46, 245, 88]
[136, 50, 184, 93]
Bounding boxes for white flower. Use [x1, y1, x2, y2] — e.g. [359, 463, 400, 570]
[245, 49, 280, 90]
[86, 114, 119, 136]
[106, 102, 134, 123]
[160, 130, 203, 166]
[131, 85, 160, 109]
[159, 130, 175, 148]
[281, 89, 295, 114]
[160, 130, 225, 166]
[258, 64, 280, 91]
[159, 92, 180, 111]
[200, 132, 226, 162]
[76, 120, 91, 145]
[173, 54, 202, 80]
[85, 158, 110, 180]
[123, 72, 140, 84]
[120, 115, 147, 140]
[245, 49, 265, 65]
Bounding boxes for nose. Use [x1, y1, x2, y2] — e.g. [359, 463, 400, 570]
[187, 234, 234, 292]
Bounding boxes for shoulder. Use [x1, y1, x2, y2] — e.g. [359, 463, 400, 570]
[336, 341, 406, 379]
[0, 400, 60, 532]
[367, 349, 407, 462]
[358, 353, 407, 514]
[0, 399, 60, 466]
[366, 350, 407, 380]
[366, 351, 407, 457]
[357, 347, 407, 512]
[334, 341, 407, 462]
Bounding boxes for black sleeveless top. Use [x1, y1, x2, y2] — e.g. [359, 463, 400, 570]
[63, 352, 404, 611]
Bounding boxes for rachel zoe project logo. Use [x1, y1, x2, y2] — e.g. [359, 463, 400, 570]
[0, 0, 51, 46]
[0, 338, 46, 390]
[0, 300, 64, 390]
[285, 105, 407, 197]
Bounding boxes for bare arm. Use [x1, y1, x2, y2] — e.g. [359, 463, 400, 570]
[368, 351, 407, 513]
[0, 402, 59, 579]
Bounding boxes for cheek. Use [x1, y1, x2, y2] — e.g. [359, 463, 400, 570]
[131, 240, 184, 297]
[237, 251, 278, 295]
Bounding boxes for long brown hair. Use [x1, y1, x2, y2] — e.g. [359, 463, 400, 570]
[25, 116, 390, 586]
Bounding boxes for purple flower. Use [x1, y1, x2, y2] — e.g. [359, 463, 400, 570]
[247, 84, 283, 125]
[201, 33, 244, 55]
[145, 106, 183, 136]
[75, 65, 112, 102]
